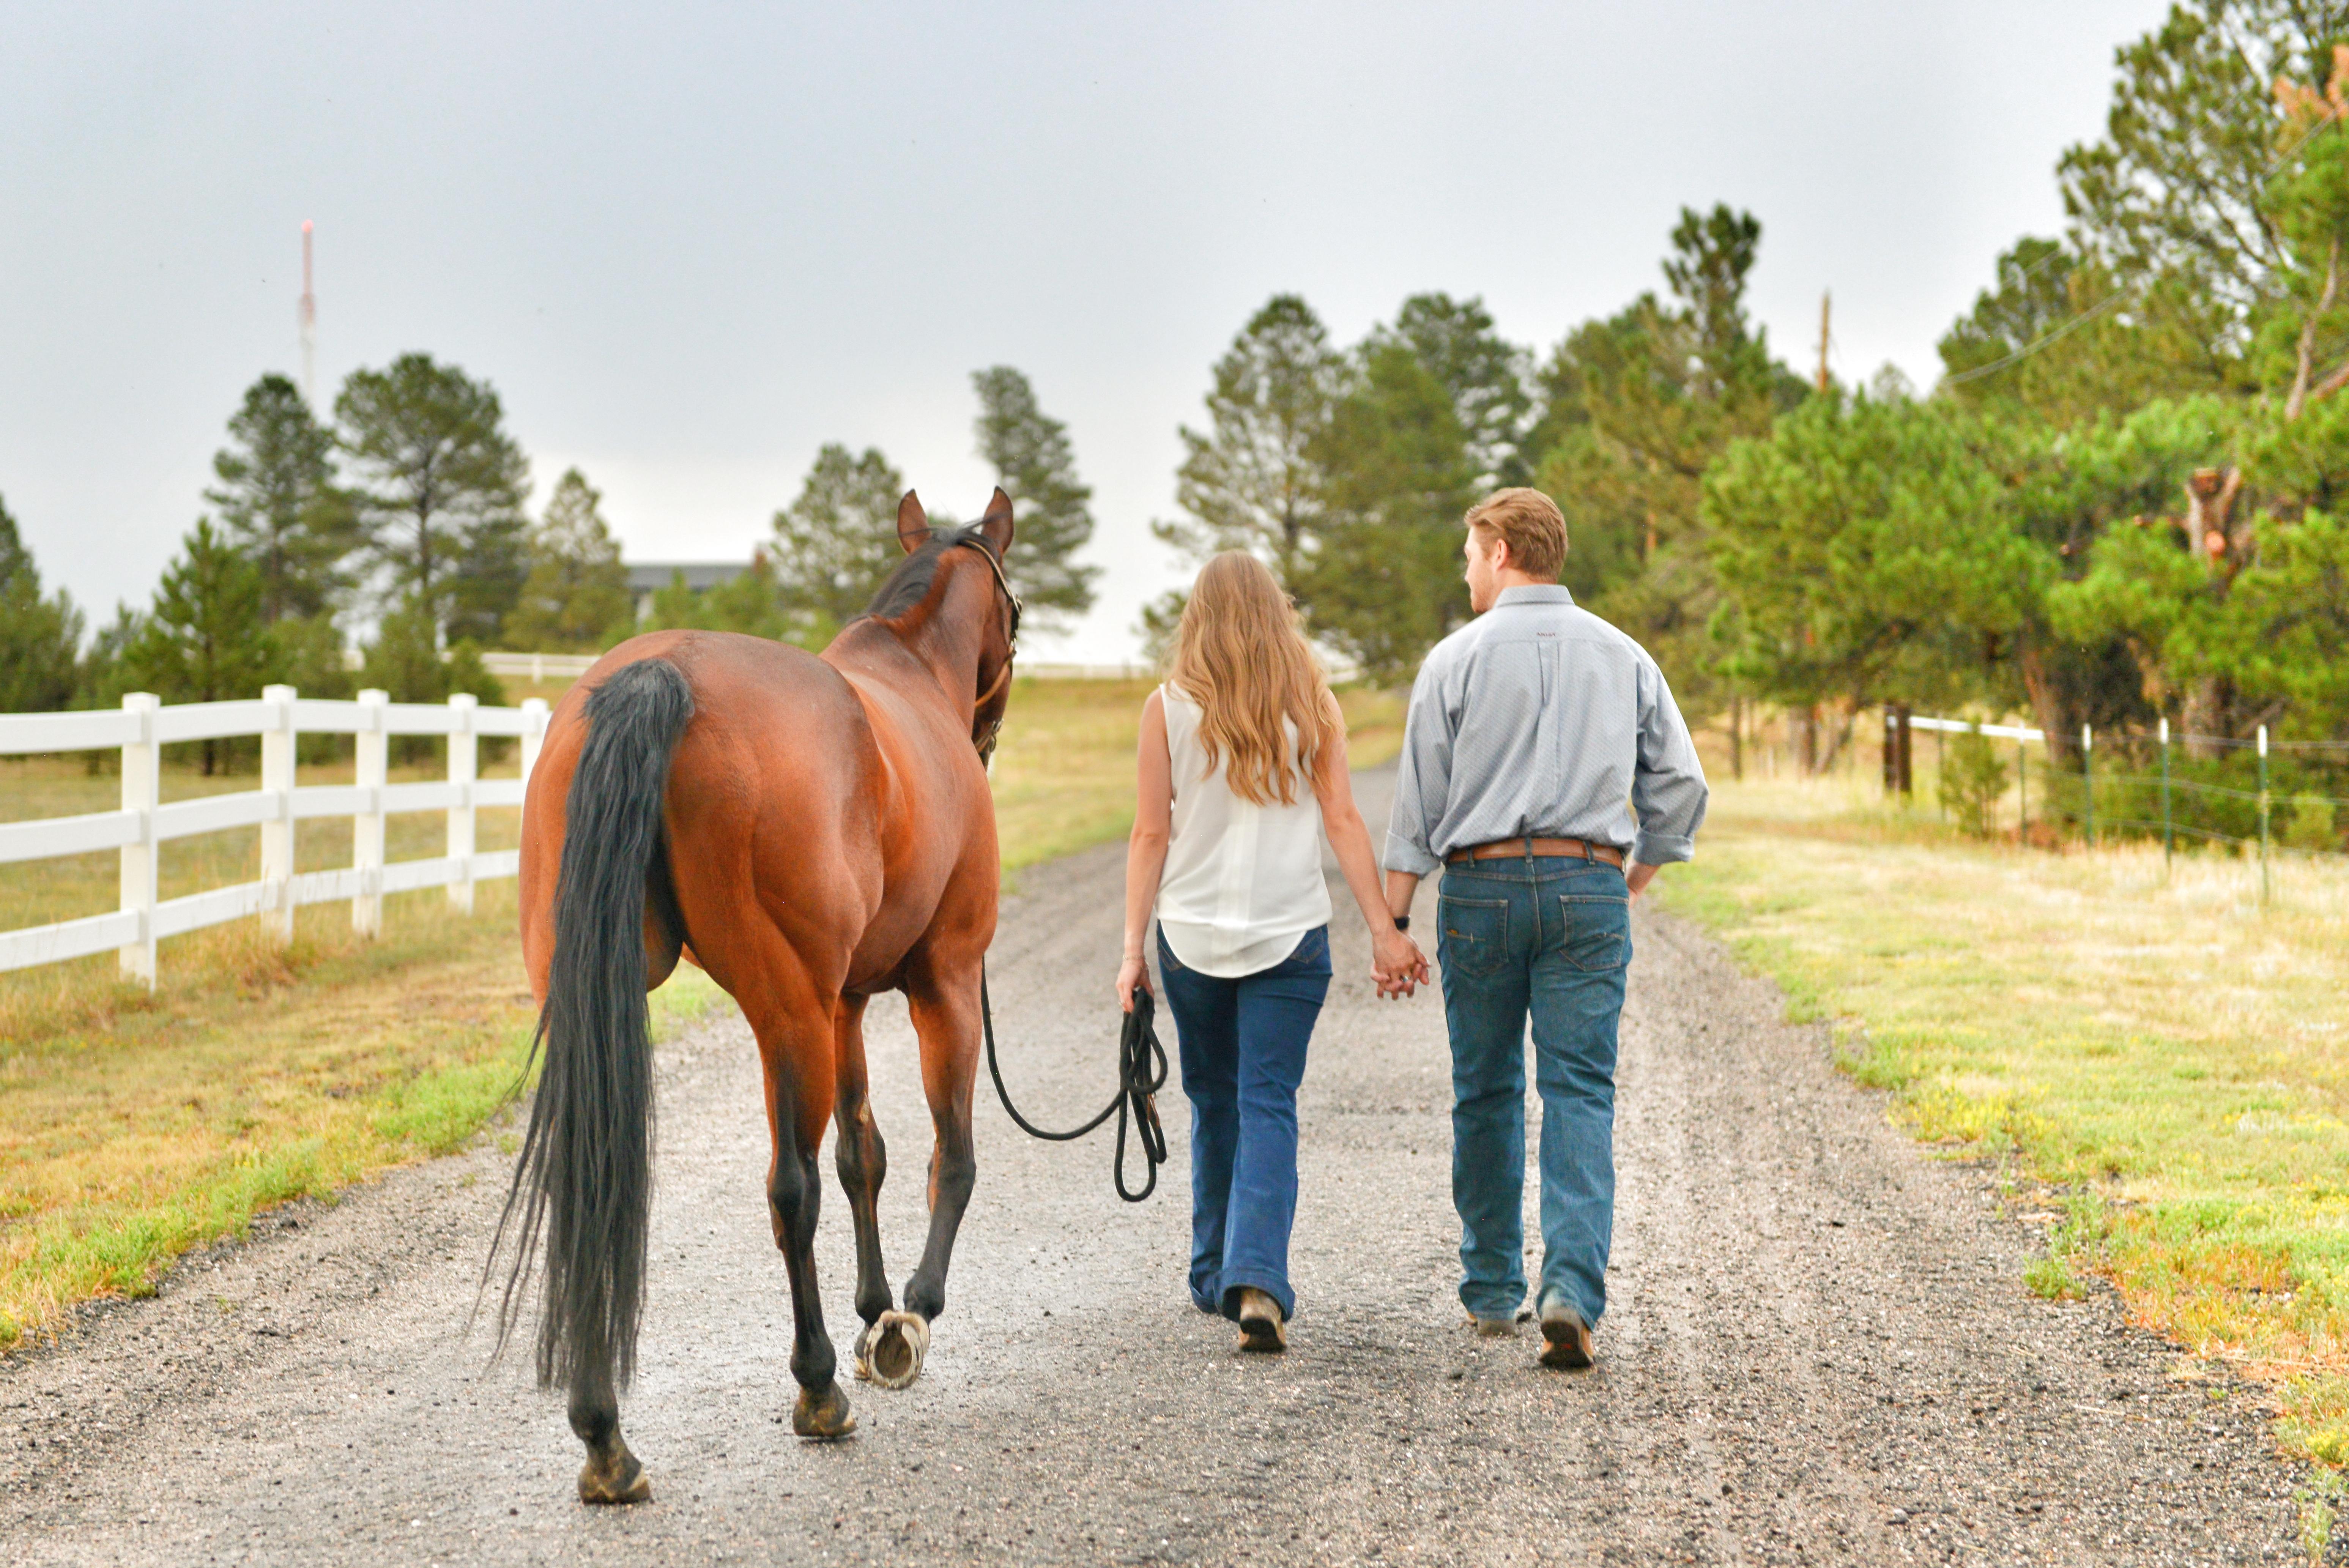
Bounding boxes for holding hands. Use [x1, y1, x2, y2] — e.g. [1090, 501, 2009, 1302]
[1372, 923, 1429, 1000]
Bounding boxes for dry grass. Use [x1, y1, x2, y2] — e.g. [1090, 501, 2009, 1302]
[0, 676, 1398, 1349]
[988, 676, 1406, 874]
[1656, 769, 2349, 1462]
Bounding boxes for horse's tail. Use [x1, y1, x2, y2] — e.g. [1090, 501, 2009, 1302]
[491, 657, 696, 1393]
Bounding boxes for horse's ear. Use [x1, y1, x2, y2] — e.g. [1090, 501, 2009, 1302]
[896, 490, 931, 554]
[978, 486, 1015, 555]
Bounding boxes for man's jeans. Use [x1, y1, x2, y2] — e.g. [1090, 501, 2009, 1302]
[1436, 856, 1631, 1326]
[1156, 924, 1332, 1324]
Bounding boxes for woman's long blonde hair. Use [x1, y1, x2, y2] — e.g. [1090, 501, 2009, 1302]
[1167, 552, 1338, 806]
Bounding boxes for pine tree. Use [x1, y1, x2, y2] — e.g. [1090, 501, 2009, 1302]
[505, 468, 634, 651]
[1153, 294, 1342, 588]
[336, 354, 530, 643]
[0, 494, 85, 713]
[971, 367, 1099, 624]
[207, 373, 360, 622]
[119, 519, 277, 773]
[768, 444, 906, 635]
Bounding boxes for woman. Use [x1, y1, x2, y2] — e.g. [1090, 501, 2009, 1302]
[1115, 552, 1426, 1352]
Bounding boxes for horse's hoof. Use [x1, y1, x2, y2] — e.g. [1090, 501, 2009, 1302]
[577, 1447, 652, 1505]
[792, 1381, 857, 1440]
[866, 1310, 930, 1390]
[852, 1321, 875, 1382]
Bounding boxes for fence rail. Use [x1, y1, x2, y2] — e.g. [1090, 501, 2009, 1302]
[0, 686, 549, 986]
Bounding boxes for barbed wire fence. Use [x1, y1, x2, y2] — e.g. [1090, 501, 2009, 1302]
[1895, 711, 2349, 908]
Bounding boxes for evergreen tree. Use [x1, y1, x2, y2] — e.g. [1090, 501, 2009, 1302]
[1294, 341, 1479, 682]
[0, 494, 85, 713]
[336, 354, 530, 643]
[206, 372, 360, 621]
[118, 519, 277, 774]
[359, 597, 507, 762]
[1153, 294, 1342, 588]
[1526, 204, 1803, 714]
[1375, 293, 1533, 487]
[768, 444, 906, 635]
[971, 366, 1099, 624]
[505, 468, 634, 651]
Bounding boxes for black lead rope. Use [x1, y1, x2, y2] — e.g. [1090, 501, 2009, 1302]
[980, 966, 1169, 1202]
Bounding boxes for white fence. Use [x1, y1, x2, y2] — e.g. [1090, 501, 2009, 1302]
[0, 686, 550, 987]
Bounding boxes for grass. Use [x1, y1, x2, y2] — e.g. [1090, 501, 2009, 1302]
[0, 676, 1396, 1351]
[1653, 766, 2349, 1464]
[988, 675, 1407, 873]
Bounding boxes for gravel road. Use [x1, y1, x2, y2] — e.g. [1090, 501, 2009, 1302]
[3, 770, 2309, 1564]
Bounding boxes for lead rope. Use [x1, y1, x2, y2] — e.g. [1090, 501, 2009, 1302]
[980, 964, 1169, 1202]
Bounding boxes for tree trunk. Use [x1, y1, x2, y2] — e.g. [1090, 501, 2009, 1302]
[2288, 236, 2340, 423]
[2017, 637, 2074, 767]
[2181, 676, 2227, 761]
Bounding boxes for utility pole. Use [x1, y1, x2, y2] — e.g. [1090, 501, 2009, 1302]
[1813, 291, 1832, 395]
[299, 219, 317, 408]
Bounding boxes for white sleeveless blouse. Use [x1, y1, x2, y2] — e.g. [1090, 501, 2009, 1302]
[1155, 685, 1333, 978]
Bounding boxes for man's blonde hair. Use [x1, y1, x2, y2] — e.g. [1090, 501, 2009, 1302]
[1168, 552, 1339, 807]
[1464, 487, 1568, 580]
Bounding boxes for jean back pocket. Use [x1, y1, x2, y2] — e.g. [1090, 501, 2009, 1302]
[1557, 894, 1630, 973]
[1438, 895, 1510, 979]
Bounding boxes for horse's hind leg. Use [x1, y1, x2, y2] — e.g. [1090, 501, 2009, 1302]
[569, 1361, 648, 1503]
[829, 996, 900, 1382]
[875, 963, 980, 1385]
[751, 994, 855, 1439]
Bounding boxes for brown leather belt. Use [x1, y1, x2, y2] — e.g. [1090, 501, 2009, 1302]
[1445, 836, 1624, 868]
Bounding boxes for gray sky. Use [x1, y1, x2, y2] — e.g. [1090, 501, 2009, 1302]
[2, 0, 2167, 663]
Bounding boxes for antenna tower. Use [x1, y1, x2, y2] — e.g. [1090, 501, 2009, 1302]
[299, 220, 317, 406]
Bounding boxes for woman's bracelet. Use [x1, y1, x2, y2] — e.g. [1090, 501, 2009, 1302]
[1391, 915, 1410, 932]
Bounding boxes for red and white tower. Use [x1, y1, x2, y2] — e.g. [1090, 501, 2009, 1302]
[299, 219, 317, 406]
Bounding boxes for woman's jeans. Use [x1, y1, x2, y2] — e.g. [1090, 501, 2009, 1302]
[1156, 924, 1332, 1323]
[1436, 856, 1631, 1327]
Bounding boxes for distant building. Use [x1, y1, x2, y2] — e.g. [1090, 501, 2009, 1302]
[626, 561, 750, 622]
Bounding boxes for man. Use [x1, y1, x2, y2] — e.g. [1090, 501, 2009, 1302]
[1381, 487, 1708, 1369]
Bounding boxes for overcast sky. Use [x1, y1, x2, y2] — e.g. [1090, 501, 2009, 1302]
[2, 0, 2169, 662]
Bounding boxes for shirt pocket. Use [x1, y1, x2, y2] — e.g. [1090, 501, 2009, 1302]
[1557, 893, 1631, 974]
[1437, 895, 1510, 980]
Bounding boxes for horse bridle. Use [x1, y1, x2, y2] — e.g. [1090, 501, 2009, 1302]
[955, 534, 1022, 761]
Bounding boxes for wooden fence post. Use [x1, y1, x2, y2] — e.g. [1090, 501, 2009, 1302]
[448, 693, 477, 915]
[520, 697, 550, 792]
[118, 692, 160, 987]
[259, 684, 297, 946]
[354, 688, 388, 938]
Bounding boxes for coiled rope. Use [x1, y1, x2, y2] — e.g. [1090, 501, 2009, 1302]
[980, 966, 1168, 1202]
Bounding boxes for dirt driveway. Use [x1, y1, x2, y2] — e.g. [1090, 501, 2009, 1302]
[2, 771, 2305, 1564]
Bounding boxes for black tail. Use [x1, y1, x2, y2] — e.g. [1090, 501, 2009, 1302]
[490, 657, 695, 1392]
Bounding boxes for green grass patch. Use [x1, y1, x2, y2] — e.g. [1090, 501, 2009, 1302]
[1654, 772, 2349, 1463]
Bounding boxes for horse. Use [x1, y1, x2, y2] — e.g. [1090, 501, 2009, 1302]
[493, 489, 1021, 1503]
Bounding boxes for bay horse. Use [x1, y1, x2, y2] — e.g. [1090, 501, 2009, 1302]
[495, 489, 1020, 1503]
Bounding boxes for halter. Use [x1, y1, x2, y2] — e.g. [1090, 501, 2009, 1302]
[955, 534, 1022, 760]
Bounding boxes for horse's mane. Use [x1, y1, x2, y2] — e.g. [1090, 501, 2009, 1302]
[862, 523, 987, 621]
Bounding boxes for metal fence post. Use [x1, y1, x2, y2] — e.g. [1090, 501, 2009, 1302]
[2258, 724, 2271, 908]
[448, 693, 478, 914]
[354, 688, 388, 938]
[2159, 716, 2173, 872]
[2081, 724, 2095, 849]
[118, 692, 160, 987]
[258, 684, 297, 946]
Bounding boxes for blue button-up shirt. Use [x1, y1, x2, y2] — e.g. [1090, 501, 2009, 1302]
[1382, 585, 1709, 876]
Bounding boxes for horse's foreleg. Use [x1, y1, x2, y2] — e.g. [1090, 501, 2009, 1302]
[900, 972, 982, 1329]
[756, 1017, 854, 1439]
[830, 996, 897, 1379]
